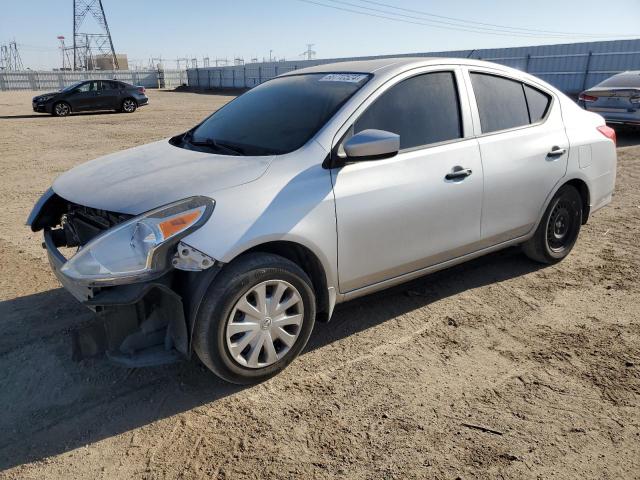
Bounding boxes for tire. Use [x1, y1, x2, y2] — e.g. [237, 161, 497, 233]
[53, 102, 71, 117]
[121, 98, 137, 113]
[193, 252, 316, 384]
[522, 185, 583, 264]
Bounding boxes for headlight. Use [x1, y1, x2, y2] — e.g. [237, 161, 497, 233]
[60, 196, 214, 285]
[39, 95, 55, 102]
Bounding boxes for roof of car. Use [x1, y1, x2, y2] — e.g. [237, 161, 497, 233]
[281, 57, 441, 76]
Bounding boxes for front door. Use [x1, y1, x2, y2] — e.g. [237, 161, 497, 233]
[331, 70, 484, 293]
[69, 81, 100, 111]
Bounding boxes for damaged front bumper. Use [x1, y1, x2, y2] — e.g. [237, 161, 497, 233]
[43, 228, 219, 367]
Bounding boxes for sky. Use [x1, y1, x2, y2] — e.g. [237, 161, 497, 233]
[2, 0, 639, 70]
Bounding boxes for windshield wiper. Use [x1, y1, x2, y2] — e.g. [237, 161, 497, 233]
[185, 133, 244, 156]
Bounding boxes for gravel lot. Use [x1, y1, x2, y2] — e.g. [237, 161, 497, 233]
[1, 89, 639, 479]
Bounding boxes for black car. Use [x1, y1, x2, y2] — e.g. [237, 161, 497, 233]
[32, 80, 149, 116]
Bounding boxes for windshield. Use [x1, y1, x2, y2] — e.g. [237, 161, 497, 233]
[596, 72, 640, 89]
[188, 73, 371, 155]
[61, 81, 84, 92]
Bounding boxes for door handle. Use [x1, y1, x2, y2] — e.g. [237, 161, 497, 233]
[547, 146, 567, 157]
[445, 167, 473, 181]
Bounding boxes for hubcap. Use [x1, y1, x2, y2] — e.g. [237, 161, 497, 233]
[56, 104, 69, 115]
[124, 100, 135, 112]
[547, 200, 575, 251]
[225, 280, 304, 369]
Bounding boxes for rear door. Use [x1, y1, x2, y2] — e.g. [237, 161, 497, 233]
[331, 68, 484, 293]
[99, 80, 121, 109]
[466, 69, 569, 244]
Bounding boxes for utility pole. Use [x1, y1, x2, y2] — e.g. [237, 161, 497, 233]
[73, 0, 118, 70]
[300, 43, 316, 60]
[57, 36, 73, 70]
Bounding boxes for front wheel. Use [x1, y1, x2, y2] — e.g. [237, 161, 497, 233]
[121, 98, 137, 113]
[53, 102, 71, 117]
[193, 253, 316, 384]
[522, 185, 583, 264]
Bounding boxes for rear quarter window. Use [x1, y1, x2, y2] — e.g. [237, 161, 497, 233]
[597, 72, 640, 88]
[523, 84, 551, 123]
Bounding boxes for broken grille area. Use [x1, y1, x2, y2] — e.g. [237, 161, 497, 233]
[62, 203, 133, 247]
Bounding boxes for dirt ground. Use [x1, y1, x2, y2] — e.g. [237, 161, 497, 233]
[1, 89, 639, 480]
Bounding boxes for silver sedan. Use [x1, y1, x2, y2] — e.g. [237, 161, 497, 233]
[580, 70, 640, 127]
[29, 58, 618, 383]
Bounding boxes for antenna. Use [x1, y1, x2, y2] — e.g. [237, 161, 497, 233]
[73, 0, 118, 70]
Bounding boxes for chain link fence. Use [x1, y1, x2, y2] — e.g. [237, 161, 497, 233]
[0, 69, 188, 91]
[187, 39, 640, 96]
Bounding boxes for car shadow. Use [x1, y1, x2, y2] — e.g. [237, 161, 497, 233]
[0, 111, 122, 120]
[0, 246, 544, 470]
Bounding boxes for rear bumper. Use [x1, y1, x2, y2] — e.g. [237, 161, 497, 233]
[134, 95, 149, 106]
[585, 107, 640, 126]
[43, 228, 193, 367]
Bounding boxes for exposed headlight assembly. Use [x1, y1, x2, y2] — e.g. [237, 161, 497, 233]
[60, 196, 214, 285]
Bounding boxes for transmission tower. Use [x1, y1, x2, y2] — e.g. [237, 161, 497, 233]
[300, 44, 316, 61]
[73, 0, 118, 70]
[0, 41, 24, 70]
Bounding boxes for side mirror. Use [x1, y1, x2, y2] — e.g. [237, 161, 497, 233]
[343, 129, 400, 161]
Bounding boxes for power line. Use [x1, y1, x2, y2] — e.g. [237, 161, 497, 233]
[347, 0, 629, 37]
[292, 0, 640, 39]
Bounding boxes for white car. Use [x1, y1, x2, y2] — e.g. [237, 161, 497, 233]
[28, 58, 617, 384]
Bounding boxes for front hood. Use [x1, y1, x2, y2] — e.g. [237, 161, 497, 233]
[34, 92, 58, 101]
[53, 139, 274, 214]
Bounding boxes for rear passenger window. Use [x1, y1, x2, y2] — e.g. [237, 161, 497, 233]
[102, 81, 118, 90]
[471, 73, 530, 133]
[354, 72, 462, 150]
[524, 84, 551, 123]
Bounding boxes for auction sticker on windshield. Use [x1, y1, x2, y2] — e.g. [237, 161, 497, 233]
[319, 73, 368, 83]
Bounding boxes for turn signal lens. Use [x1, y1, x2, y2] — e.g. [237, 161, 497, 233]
[158, 209, 203, 239]
[597, 125, 617, 146]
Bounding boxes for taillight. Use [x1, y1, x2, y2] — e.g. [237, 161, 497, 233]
[138, 86, 146, 94]
[597, 125, 617, 146]
[630, 95, 640, 105]
[579, 92, 598, 102]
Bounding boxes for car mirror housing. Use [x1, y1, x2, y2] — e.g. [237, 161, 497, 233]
[343, 129, 400, 161]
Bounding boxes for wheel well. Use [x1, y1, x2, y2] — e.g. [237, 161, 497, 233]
[564, 179, 590, 224]
[244, 241, 331, 322]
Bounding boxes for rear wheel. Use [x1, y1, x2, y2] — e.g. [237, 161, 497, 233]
[121, 98, 137, 113]
[522, 185, 582, 264]
[53, 102, 71, 117]
[193, 253, 316, 384]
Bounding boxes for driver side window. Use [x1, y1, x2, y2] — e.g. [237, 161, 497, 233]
[353, 71, 462, 151]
